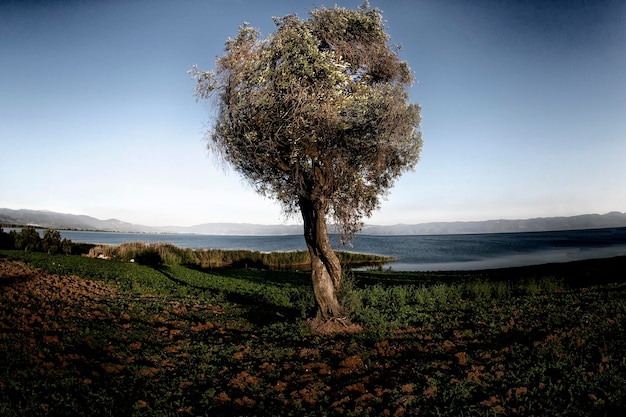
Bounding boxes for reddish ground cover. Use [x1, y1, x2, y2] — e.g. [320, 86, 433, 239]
[2, 257, 625, 416]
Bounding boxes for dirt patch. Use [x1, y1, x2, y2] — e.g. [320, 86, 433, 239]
[0, 258, 41, 285]
[0, 259, 117, 302]
[304, 317, 363, 334]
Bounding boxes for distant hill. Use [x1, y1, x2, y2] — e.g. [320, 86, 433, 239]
[2, 208, 626, 236]
[0, 208, 299, 235]
[0, 208, 156, 233]
[157, 223, 303, 236]
[361, 212, 626, 235]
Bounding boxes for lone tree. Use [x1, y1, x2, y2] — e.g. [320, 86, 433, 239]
[192, 2, 422, 320]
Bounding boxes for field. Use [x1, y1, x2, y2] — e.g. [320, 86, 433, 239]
[1, 249, 625, 416]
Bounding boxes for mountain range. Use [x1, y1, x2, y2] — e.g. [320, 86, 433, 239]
[1, 208, 626, 236]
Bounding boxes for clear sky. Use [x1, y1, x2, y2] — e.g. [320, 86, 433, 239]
[1, 0, 625, 227]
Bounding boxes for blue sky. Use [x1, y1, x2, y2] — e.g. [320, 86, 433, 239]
[1, 0, 625, 227]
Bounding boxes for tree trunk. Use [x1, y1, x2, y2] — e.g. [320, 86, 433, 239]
[299, 196, 343, 320]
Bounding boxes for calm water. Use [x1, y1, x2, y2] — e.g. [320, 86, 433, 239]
[56, 227, 626, 271]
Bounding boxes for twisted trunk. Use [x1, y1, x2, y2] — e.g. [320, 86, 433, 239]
[299, 196, 343, 320]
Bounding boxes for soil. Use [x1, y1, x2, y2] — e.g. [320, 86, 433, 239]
[2, 257, 625, 416]
[0, 259, 117, 301]
[305, 317, 364, 334]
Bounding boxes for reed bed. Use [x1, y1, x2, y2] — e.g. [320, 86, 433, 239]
[86, 241, 393, 270]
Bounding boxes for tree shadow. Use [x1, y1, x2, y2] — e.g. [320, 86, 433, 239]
[151, 265, 305, 326]
[187, 264, 312, 288]
[152, 264, 207, 290]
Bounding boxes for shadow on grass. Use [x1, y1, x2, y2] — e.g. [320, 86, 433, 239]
[354, 256, 626, 288]
[153, 264, 206, 290]
[152, 265, 307, 326]
[495, 255, 626, 287]
[187, 264, 312, 288]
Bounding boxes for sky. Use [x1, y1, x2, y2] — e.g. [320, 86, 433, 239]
[1, 0, 625, 227]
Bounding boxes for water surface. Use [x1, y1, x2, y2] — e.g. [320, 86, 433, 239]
[57, 227, 626, 271]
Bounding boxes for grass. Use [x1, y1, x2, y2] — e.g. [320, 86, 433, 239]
[1, 249, 625, 416]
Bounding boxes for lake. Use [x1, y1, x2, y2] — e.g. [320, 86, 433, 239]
[56, 227, 626, 271]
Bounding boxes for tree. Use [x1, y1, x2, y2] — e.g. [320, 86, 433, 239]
[15, 226, 41, 253]
[192, 2, 422, 320]
[61, 238, 73, 255]
[42, 229, 62, 254]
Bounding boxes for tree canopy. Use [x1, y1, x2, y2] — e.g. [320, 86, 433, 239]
[193, 3, 421, 240]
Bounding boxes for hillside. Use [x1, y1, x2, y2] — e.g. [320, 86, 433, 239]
[0, 208, 155, 233]
[361, 211, 626, 235]
[2, 208, 626, 235]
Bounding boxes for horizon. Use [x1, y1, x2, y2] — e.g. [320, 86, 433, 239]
[1, 0, 625, 226]
[1, 207, 625, 229]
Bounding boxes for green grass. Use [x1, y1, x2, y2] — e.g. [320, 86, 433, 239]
[1, 249, 626, 416]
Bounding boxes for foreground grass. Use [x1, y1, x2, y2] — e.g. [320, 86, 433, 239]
[1, 250, 625, 416]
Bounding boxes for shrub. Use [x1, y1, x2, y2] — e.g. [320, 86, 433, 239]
[337, 271, 362, 318]
[134, 247, 163, 266]
[0, 227, 15, 249]
[88, 244, 117, 259]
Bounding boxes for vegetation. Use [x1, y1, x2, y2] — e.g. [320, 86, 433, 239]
[86, 241, 393, 270]
[2, 249, 625, 416]
[191, 2, 422, 319]
[0, 226, 15, 250]
[0, 228, 392, 270]
[1, 226, 73, 254]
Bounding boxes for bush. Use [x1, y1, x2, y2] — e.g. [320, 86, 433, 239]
[0, 227, 15, 249]
[134, 247, 163, 266]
